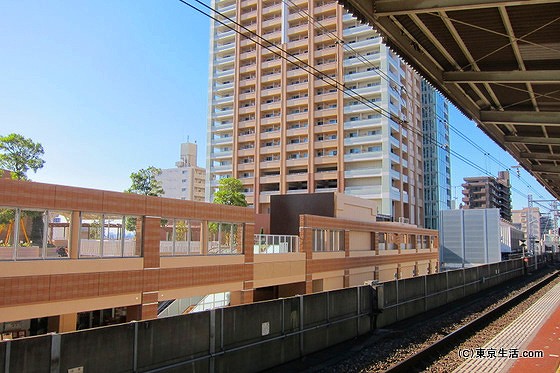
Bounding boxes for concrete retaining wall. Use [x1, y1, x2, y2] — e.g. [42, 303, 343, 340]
[0, 286, 374, 373]
[376, 257, 539, 327]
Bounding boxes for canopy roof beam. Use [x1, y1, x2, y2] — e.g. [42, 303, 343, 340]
[372, 0, 560, 16]
[481, 111, 560, 126]
[443, 70, 560, 83]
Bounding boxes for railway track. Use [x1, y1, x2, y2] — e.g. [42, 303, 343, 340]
[383, 269, 560, 373]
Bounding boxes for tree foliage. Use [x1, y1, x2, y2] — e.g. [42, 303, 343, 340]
[0, 133, 45, 180]
[213, 177, 247, 207]
[125, 166, 164, 197]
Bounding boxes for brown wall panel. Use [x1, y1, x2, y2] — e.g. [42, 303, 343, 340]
[102, 191, 146, 215]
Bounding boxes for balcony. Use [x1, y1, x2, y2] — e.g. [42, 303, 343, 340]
[286, 126, 308, 136]
[211, 136, 233, 145]
[217, 3, 236, 14]
[215, 82, 234, 93]
[343, 102, 375, 114]
[213, 109, 234, 119]
[261, 74, 281, 84]
[215, 55, 235, 65]
[314, 47, 337, 59]
[314, 155, 337, 165]
[213, 68, 235, 79]
[288, 23, 308, 36]
[343, 24, 374, 37]
[314, 171, 337, 180]
[237, 148, 255, 157]
[216, 29, 236, 40]
[214, 42, 235, 54]
[344, 185, 382, 196]
[286, 158, 308, 167]
[391, 187, 401, 201]
[288, 37, 309, 49]
[346, 37, 381, 51]
[286, 142, 308, 152]
[344, 168, 382, 178]
[344, 151, 382, 162]
[211, 164, 233, 172]
[347, 84, 381, 96]
[286, 112, 309, 122]
[343, 134, 382, 146]
[211, 151, 233, 160]
[260, 160, 281, 169]
[286, 173, 307, 182]
[262, 59, 282, 69]
[237, 162, 255, 171]
[287, 82, 309, 93]
[211, 122, 232, 131]
[343, 53, 379, 68]
[212, 95, 233, 105]
[343, 117, 382, 130]
[260, 145, 281, 155]
[313, 139, 337, 149]
[286, 66, 308, 78]
[259, 174, 280, 183]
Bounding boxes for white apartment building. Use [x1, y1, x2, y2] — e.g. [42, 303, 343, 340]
[158, 142, 206, 201]
[206, 0, 424, 225]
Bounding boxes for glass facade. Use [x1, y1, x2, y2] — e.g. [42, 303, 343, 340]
[421, 80, 451, 229]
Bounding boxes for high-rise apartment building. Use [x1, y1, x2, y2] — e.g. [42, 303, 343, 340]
[158, 142, 206, 201]
[421, 81, 451, 229]
[207, 0, 424, 224]
[512, 207, 541, 241]
[461, 171, 512, 221]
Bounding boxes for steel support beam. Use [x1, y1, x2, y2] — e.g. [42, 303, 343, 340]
[368, 0, 560, 16]
[520, 152, 560, 161]
[443, 70, 560, 83]
[531, 164, 560, 174]
[481, 111, 560, 126]
[504, 136, 560, 145]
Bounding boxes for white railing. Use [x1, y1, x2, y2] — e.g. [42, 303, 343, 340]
[254, 234, 299, 254]
[160, 241, 202, 256]
[79, 239, 139, 258]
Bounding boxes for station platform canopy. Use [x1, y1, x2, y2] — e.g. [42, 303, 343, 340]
[339, 0, 560, 199]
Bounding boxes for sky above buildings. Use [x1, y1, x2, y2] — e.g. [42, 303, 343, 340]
[0, 0, 556, 212]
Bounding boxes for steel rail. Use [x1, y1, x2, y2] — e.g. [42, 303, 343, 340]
[384, 269, 560, 373]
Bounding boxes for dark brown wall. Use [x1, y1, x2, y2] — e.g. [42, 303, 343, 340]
[270, 193, 335, 235]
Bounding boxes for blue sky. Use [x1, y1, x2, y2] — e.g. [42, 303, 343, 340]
[0, 1, 555, 211]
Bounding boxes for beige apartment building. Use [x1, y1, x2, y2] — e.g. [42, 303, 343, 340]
[158, 142, 206, 202]
[206, 0, 424, 225]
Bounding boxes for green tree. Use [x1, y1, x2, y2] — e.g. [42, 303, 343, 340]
[125, 166, 164, 232]
[213, 177, 247, 207]
[0, 133, 45, 180]
[125, 166, 164, 197]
